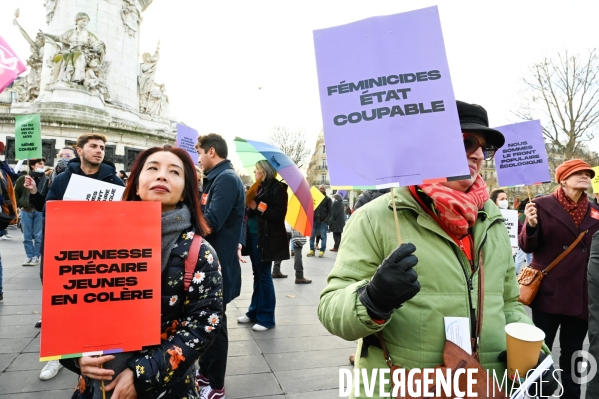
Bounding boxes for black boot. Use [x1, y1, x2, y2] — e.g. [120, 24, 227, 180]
[295, 272, 312, 284]
[272, 262, 288, 278]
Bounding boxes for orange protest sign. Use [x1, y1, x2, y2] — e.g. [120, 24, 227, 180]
[40, 201, 162, 361]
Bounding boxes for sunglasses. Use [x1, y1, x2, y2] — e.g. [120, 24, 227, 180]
[463, 134, 497, 161]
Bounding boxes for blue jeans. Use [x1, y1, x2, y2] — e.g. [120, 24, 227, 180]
[514, 248, 532, 274]
[21, 209, 43, 258]
[246, 233, 276, 328]
[309, 222, 328, 252]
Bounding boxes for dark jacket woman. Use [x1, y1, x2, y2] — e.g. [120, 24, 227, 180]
[239, 163, 289, 331]
[329, 196, 346, 233]
[250, 178, 290, 262]
[60, 146, 222, 399]
[127, 231, 222, 398]
[519, 194, 599, 318]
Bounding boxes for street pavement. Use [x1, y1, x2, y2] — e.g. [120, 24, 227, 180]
[0, 227, 590, 398]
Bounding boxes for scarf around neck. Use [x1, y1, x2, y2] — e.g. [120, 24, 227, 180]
[161, 204, 192, 272]
[554, 187, 588, 227]
[418, 175, 490, 237]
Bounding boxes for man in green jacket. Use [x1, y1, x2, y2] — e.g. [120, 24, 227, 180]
[318, 101, 555, 398]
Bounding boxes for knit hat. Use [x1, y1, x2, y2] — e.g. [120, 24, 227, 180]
[0, 142, 5, 153]
[555, 159, 595, 183]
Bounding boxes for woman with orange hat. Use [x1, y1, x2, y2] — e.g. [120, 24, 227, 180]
[520, 158, 599, 399]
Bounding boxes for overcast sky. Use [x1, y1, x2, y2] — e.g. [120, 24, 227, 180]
[3, 0, 599, 152]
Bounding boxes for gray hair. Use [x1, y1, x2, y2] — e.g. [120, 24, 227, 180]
[255, 160, 276, 180]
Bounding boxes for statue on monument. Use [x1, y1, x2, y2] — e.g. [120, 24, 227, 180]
[138, 42, 160, 113]
[41, 12, 108, 94]
[146, 83, 170, 119]
[83, 58, 111, 100]
[121, 0, 141, 38]
[44, 0, 58, 24]
[12, 9, 45, 102]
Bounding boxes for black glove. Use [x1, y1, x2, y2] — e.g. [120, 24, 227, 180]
[498, 351, 559, 398]
[358, 243, 420, 320]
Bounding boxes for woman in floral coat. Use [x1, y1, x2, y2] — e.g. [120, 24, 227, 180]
[60, 146, 223, 399]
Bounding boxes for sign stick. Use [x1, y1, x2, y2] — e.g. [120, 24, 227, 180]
[526, 186, 532, 202]
[101, 368, 106, 399]
[390, 188, 402, 245]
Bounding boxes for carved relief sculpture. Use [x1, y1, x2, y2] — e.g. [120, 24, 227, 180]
[41, 12, 110, 100]
[44, 0, 58, 25]
[12, 9, 45, 102]
[121, 0, 141, 38]
[83, 58, 111, 99]
[138, 42, 160, 112]
[146, 83, 170, 118]
[43, 12, 105, 83]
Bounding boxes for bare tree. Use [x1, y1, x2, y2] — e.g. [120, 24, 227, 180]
[232, 162, 253, 185]
[515, 50, 599, 168]
[267, 126, 311, 169]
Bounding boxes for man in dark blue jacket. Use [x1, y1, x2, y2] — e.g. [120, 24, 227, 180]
[195, 133, 245, 399]
[27, 134, 123, 210]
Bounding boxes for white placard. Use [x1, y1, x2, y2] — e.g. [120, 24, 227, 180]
[444, 317, 471, 355]
[500, 209, 519, 248]
[63, 174, 125, 201]
[510, 355, 554, 399]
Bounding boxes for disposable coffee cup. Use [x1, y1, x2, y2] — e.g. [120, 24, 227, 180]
[505, 322, 545, 382]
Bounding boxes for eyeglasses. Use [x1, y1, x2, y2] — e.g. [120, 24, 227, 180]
[463, 134, 497, 161]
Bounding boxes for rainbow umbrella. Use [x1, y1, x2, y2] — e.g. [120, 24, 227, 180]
[234, 137, 314, 236]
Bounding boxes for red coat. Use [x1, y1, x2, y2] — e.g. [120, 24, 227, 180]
[519, 194, 599, 319]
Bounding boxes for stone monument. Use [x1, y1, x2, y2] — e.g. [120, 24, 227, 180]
[0, 0, 175, 170]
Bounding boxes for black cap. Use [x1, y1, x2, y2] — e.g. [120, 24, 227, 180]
[456, 100, 505, 149]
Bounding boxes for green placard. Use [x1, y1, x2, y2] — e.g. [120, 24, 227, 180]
[14, 114, 42, 160]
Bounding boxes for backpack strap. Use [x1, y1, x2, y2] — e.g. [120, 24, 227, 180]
[184, 235, 203, 292]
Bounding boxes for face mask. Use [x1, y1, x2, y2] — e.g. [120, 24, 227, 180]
[35, 168, 45, 173]
[498, 200, 509, 209]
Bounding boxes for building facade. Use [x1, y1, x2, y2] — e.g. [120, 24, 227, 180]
[306, 130, 329, 186]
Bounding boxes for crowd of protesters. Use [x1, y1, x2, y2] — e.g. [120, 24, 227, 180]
[4, 101, 599, 398]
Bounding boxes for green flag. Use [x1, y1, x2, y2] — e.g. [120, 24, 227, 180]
[15, 114, 42, 160]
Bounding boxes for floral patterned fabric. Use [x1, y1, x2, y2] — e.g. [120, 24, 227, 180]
[127, 229, 223, 399]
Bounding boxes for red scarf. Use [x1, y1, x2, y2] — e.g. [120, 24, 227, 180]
[418, 175, 490, 237]
[553, 187, 588, 227]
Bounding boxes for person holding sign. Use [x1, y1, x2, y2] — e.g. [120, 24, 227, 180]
[26, 134, 124, 214]
[239, 160, 289, 331]
[60, 146, 223, 399]
[14, 158, 46, 266]
[520, 159, 599, 399]
[23, 134, 123, 382]
[319, 101, 557, 398]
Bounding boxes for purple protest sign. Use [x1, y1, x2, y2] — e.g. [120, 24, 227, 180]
[176, 124, 199, 164]
[336, 190, 347, 199]
[494, 120, 550, 187]
[313, 7, 469, 187]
